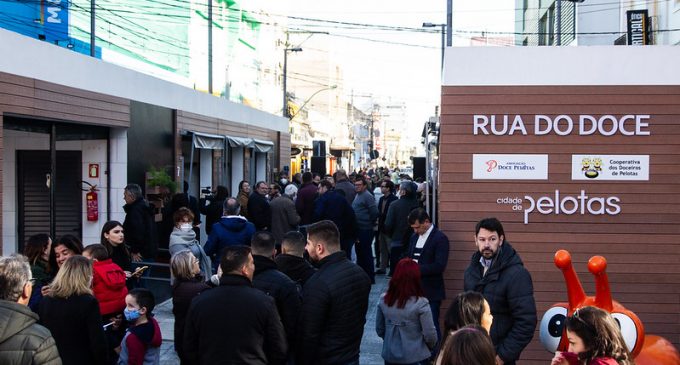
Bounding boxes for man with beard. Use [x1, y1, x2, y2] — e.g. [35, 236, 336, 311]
[463, 218, 537, 365]
[296, 221, 371, 365]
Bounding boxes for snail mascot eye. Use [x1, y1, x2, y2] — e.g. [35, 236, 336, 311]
[540, 306, 568, 352]
[611, 312, 640, 353]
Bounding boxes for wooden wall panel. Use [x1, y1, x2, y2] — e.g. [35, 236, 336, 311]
[0, 72, 130, 127]
[439, 85, 680, 364]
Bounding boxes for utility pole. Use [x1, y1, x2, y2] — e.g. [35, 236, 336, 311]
[90, 0, 95, 57]
[446, 0, 452, 46]
[208, 0, 213, 94]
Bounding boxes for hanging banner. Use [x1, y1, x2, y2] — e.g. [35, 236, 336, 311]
[42, 0, 70, 42]
[627, 10, 649, 45]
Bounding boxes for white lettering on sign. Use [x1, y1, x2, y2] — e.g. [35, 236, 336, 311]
[522, 190, 621, 224]
[473, 115, 650, 136]
[46, 0, 62, 23]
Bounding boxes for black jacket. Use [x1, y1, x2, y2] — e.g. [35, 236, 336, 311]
[184, 274, 287, 365]
[253, 255, 302, 347]
[38, 294, 108, 365]
[407, 226, 450, 301]
[172, 277, 210, 364]
[296, 252, 371, 365]
[313, 190, 357, 242]
[377, 193, 398, 233]
[0, 301, 61, 365]
[123, 197, 158, 259]
[199, 198, 225, 235]
[275, 254, 316, 288]
[248, 192, 272, 231]
[463, 242, 537, 365]
[384, 195, 420, 242]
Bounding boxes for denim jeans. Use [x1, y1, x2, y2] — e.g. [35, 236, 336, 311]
[356, 229, 375, 282]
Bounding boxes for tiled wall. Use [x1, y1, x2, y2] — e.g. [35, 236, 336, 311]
[2, 128, 127, 252]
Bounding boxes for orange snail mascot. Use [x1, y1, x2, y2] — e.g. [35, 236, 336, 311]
[539, 250, 680, 365]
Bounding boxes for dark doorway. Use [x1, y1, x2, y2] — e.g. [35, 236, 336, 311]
[17, 151, 82, 251]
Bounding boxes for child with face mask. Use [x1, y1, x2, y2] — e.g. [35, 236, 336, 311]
[119, 288, 162, 365]
[168, 208, 212, 284]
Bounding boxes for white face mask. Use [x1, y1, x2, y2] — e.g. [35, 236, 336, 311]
[280, 178, 288, 184]
[180, 223, 193, 232]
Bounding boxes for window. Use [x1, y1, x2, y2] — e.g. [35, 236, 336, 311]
[538, 4, 555, 46]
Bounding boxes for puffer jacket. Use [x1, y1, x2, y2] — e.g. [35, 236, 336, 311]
[0, 301, 61, 365]
[204, 216, 256, 269]
[463, 241, 537, 365]
[92, 259, 128, 316]
[296, 251, 371, 365]
[252, 255, 301, 346]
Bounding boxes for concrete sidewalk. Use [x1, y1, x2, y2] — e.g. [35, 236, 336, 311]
[156, 274, 390, 364]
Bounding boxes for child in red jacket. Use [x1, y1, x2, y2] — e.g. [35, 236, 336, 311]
[83, 244, 128, 316]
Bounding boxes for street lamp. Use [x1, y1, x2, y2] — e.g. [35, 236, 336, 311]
[288, 85, 338, 120]
[283, 47, 303, 118]
[422, 22, 446, 75]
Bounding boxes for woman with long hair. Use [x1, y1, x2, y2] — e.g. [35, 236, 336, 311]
[237, 180, 251, 219]
[23, 233, 52, 311]
[438, 325, 496, 365]
[101, 220, 131, 272]
[442, 291, 493, 341]
[168, 207, 211, 282]
[38, 255, 108, 365]
[376, 258, 437, 365]
[171, 250, 210, 364]
[551, 306, 634, 365]
[48, 234, 83, 271]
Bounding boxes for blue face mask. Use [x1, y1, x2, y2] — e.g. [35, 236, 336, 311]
[124, 308, 141, 322]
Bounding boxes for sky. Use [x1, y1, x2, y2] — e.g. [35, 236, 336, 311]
[280, 0, 516, 141]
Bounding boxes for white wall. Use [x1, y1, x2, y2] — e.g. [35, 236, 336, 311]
[231, 148, 244, 198]
[577, 0, 621, 45]
[256, 152, 267, 183]
[443, 46, 680, 86]
[2, 129, 127, 253]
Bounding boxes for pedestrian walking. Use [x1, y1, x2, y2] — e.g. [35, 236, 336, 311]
[296, 220, 371, 365]
[376, 258, 437, 365]
[352, 176, 379, 283]
[0, 255, 61, 365]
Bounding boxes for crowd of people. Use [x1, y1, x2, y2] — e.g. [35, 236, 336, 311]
[0, 168, 638, 365]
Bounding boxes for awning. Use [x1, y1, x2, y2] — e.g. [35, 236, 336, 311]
[227, 136, 253, 147]
[252, 139, 274, 153]
[192, 131, 226, 150]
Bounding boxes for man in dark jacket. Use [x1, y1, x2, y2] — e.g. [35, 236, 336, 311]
[384, 181, 420, 276]
[123, 183, 158, 262]
[270, 186, 300, 245]
[296, 172, 318, 226]
[313, 180, 357, 259]
[184, 246, 287, 365]
[296, 220, 371, 365]
[0, 255, 61, 365]
[251, 231, 302, 352]
[333, 169, 356, 205]
[275, 231, 316, 288]
[248, 181, 272, 231]
[204, 198, 256, 270]
[464, 218, 537, 365]
[406, 208, 449, 343]
[376, 180, 397, 274]
[199, 185, 228, 236]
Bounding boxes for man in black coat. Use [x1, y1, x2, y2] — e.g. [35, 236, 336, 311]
[275, 231, 316, 288]
[406, 208, 449, 343]
[313, 180, 357, 259]
[250, 231, 302, 351]
[123, 183, 157, 262]
[248, 181, 272, 231]
[296, 220, 371, 365]
[199, 185, 228, 236]
[463, 217, 537, 365]
[384, 181, 420, 275]
[376, 180, 397, 274]
[184, 246, 287, 365]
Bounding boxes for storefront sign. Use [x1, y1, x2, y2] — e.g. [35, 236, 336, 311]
[473, 154, 548, 180]
[571, 155, 649, 181]
[627, 10, 649, 45]
[496, 190, 622, 224]
[43, 0, 69, 42]
[473, 115, 650, 136]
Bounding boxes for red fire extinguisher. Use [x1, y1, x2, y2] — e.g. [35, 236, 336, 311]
[82, 182, 99, 222]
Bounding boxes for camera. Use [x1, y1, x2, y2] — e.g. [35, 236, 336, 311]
[201, 186, 214, 200]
